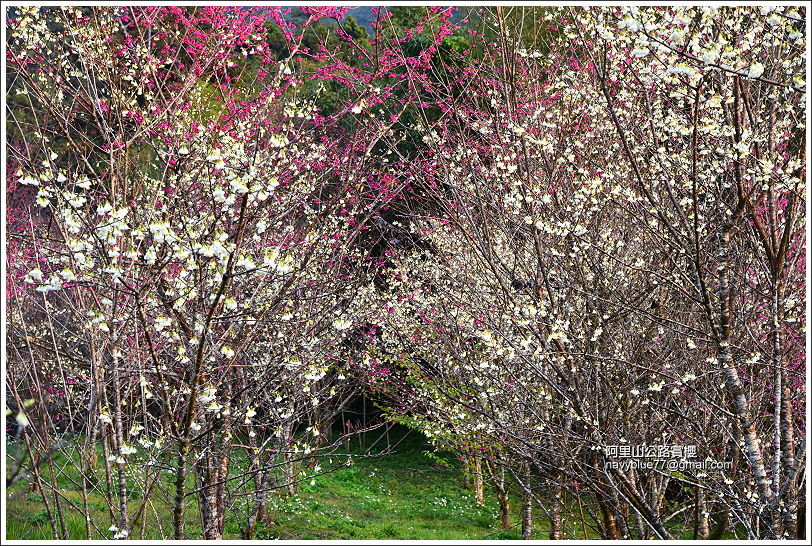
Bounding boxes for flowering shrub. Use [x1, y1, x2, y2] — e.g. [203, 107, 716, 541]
[5, 5, 806, 541]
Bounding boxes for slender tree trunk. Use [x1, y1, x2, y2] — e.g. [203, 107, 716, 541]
[781, 389, 796, 537]
[772, 280, 797, 538]
[473, 457, 484, 506]
[521, 465, 533, 540]
[694, 488, 709, 539]
[709, 501, 729, 539]
[101, 427, 116, 523]
[717, 228, 773, 535]
[246, 439, 269, 538]
[598, 498, 620, 539]
[198, 457, 224, 540]
[499, 489, 511, 530]
[211, 394, 234, 539]
[283, 423, 297, 497]
[770, 281, 785, 538]
[592, 450, 620, 539]
[796, 499, 805, 540]
[82, 344, 103, 538]
[550, 477, 563, 539]
[487, 460, 511, 530]
[110, 340, 130, 538]
[462, 456, 472, 489]
[46, 459, 68, 539]
[258, 468, 271, 523]
[197, 416, 233, 539]
[173, 442, 189, 539]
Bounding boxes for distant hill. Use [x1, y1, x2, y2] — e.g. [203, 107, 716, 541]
[341, 6, 474, 36]
[344, 6, 378, 34]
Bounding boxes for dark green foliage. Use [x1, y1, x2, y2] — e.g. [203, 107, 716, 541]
[342, 16, 369, 43]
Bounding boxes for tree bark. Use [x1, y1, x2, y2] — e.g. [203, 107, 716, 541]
[486, 460, 511, 530]
[550, 480, 563, 539]
[521, 464, 533, 540]
[694, 488, 709, 539]
[717, 228, 773, 535]
[473, 457, 484, 506]
[172, 442, 189, 539]
[283, 423, 297, 497]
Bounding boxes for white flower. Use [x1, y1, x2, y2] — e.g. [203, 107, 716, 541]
[36, 188, 50, 207]
[36, 275, 63, 292]
[19, 175, 40, 186]
[154, 316, 172, 331]
[648, 382, 664, 392]
[149, 221, 173, 244]
[333, 318, 352, 331]
[198, 386, 217, 404]
[26, 268, 43, 283]
[15, 412, 30, 427]
[747, 63, 765, 79]
[236, 255, 256, 270]
[144, 247, 157, 265]
[68, 193, 86, 208]
[229, 178, 249, 195]
[220, 345, 235, 359]
[701, 50, 719, 65]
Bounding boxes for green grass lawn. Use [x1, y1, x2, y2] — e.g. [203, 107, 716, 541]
[5, 429, 558, 540]
[254, 432, 539, 540]
[8, 428, 733, 540]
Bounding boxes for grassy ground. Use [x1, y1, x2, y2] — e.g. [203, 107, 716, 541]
[254, 431, 543, 540]
[7, 428, 735, 540]
[6, 429, 560, 540]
